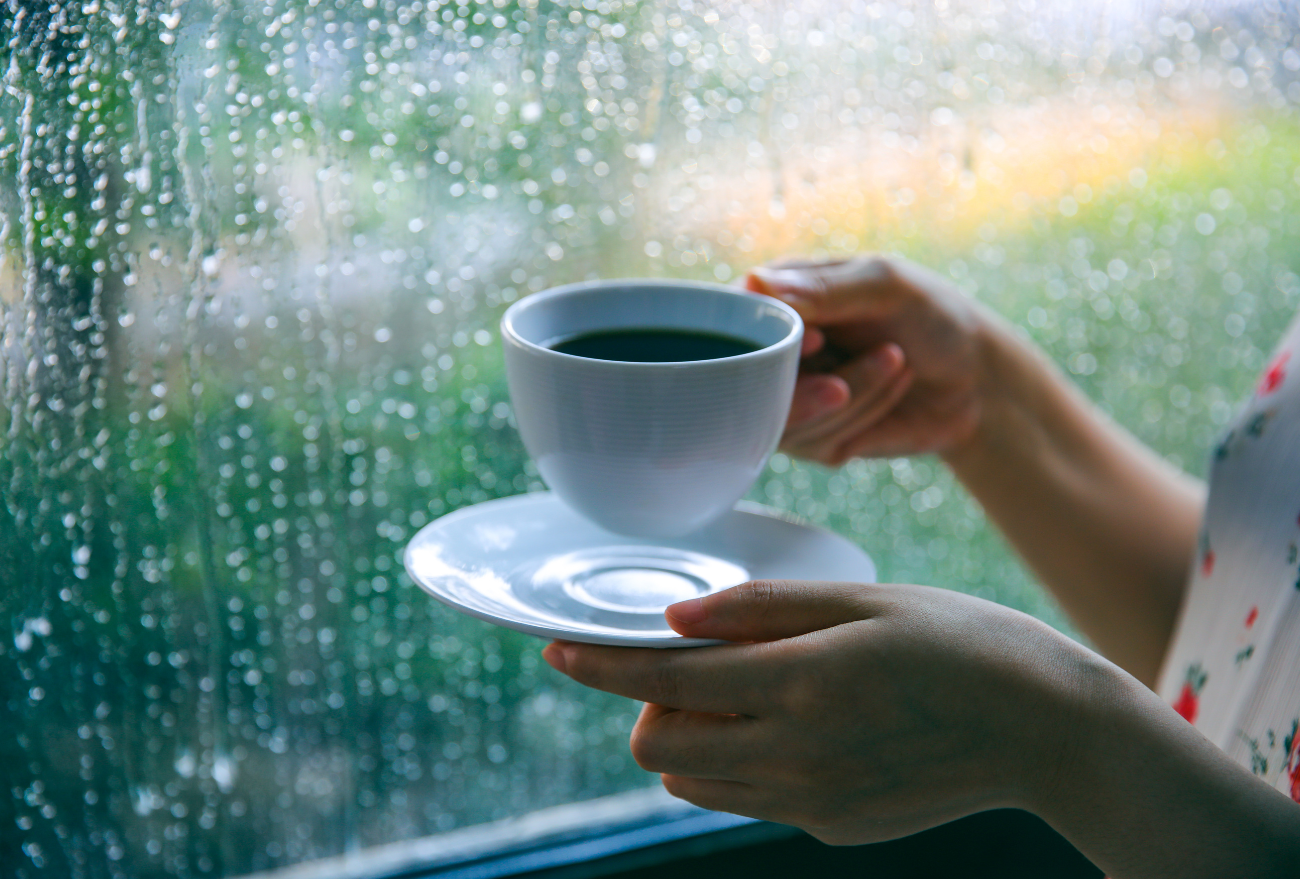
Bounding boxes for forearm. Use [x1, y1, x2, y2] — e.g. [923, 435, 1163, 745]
[1031, 655, 1300, 878]
[943, 313, 1205, 684]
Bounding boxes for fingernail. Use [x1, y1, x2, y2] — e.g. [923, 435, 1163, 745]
[666, 597, 708, 624]
[542, 643, 569, 674]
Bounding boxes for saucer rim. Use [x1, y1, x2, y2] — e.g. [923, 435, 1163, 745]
[402, 492, 871, 648]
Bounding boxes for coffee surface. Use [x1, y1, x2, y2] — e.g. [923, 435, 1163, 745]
[551, 328, 761, 362]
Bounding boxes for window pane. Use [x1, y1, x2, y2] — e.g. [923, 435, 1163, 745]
[3, 1, 1298, 876]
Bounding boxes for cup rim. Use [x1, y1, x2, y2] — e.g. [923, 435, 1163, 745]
[499, 277, 803, 366]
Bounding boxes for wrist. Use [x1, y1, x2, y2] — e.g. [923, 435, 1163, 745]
[1013, 640, 1136, 816]
[970, 609, 1128, 814]
[1020, 647, 1300, 876]
[940, 310, 1059, 478]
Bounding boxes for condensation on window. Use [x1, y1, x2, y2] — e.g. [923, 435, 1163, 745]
[3, 1, 1299, 876]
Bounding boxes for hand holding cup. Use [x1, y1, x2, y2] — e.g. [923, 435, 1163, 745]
[747, 256, 987, 466]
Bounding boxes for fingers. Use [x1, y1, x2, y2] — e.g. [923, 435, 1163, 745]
[823, 371, 915, 463]
[749, 257, 903, 325]
[766, 257, 850, 272]
[785, 342, 906, 431]
[786, 368, 915, 465]
[746, 272, 826, 357]
[664, 580, 876, 641]
[783, 345, 913, 461]
[786, 373, 851, 426]
[800, 326, 825, 358]
[629, 703, 758, 780]
[659, 774, 780, 822]
[541, 640, 771, 714]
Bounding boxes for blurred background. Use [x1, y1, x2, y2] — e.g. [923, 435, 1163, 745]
[3, 0, 1300, 876]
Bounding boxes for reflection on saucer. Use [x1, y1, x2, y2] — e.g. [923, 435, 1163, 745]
[519, 545, 749, 624]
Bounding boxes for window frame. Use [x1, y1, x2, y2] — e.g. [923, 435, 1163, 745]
[237, 788, 795, 879]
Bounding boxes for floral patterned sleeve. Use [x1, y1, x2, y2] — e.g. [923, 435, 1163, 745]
[1156, 313, 1300, 803]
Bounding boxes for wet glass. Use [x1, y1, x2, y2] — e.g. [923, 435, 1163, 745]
[3, 0, 1299, 875]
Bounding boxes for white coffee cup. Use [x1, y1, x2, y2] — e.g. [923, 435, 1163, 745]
[501, 279, 803, 538]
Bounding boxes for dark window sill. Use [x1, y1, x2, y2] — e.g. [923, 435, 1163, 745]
[241, 788, 1101, 879]
[548, 808, 1103, 879]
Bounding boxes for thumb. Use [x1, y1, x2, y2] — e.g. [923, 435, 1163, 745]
[666, 580, 877, 642]
[748, 257, 902, 325]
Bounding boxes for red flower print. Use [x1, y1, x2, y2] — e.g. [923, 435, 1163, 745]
[1258, 351, 1289, 396]
[1173, 683, 1199, 723]
[1201, 548, 1215, 577]
[1173, 663, 1208, 724]
[1245, 606, 1259, 629]
[1289, 724, 1300, 804]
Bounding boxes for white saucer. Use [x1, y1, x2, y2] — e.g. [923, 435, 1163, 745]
[403, 492, 876, 647]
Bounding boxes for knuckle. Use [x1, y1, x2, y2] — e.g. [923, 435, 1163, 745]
[782, 686, 816, 718]
[866, 255, 898, 280]
[627, 722, 662, 771]
[849, 254, 896, 283]
[778, 671, 828, 717]
[738, 579, 779, 621]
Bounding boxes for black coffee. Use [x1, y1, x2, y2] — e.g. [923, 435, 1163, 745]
[551, 328, 761, 362]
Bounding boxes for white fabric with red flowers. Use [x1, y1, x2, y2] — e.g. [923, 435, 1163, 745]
[1156, 313, 1300, 802]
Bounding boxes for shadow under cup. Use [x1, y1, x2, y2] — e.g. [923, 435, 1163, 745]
[501, 279, 803, 539]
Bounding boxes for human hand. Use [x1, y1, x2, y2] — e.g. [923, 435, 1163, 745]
[747, 257, 990, 465]
[541, 580, 1093, 845]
